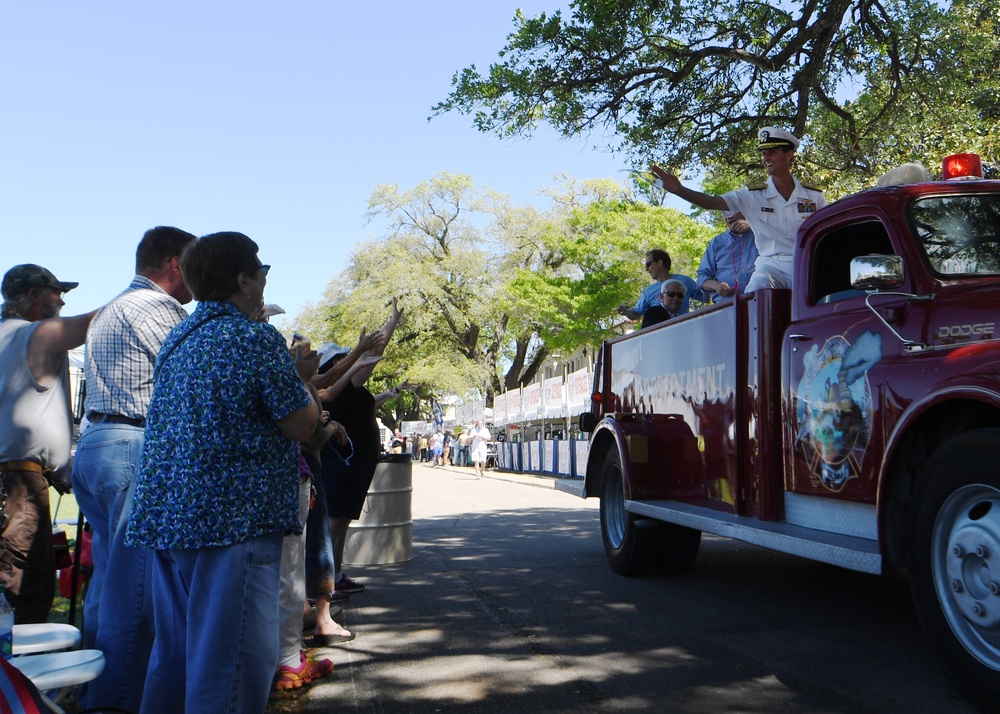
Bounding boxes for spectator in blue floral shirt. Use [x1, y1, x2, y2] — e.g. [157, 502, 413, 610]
[126, 232, 320, 714]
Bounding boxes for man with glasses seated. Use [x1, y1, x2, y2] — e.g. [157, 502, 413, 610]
[642, 279, 688, 328]
[617, 249, 699, 322]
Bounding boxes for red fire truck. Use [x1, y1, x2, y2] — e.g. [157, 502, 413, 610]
[570, 155, 1000, 710]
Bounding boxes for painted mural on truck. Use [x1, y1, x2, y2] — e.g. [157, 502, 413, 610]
[794, 331, 883, 492]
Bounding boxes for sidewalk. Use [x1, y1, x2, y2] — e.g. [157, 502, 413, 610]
[419, 458, 575, 491]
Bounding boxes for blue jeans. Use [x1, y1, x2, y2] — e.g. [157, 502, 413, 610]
[71, 422, 152, 711]
[141, 532, 284, 714]
[304, 453, 337, 598]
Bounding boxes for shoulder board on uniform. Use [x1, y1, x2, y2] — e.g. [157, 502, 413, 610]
[800, 180, 824, 191]
[746, 182, 767, 190]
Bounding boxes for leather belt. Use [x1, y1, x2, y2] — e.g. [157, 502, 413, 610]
[0, 460, 46, 475]
[89, 412, 146, 428]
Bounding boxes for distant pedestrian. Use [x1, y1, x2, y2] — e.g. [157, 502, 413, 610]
[469, 420, 491, 480]
[443, 431, 454, 466]
[457, 430, 471, 466]
[430, 429, 444, 467]
[391, 429, 405, 454]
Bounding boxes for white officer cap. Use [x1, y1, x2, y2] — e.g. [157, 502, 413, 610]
[757, 127, 799, 150]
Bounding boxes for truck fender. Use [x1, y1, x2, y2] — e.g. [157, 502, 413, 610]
[584, 417, 631, 499]
[879, 385, 1000, 566]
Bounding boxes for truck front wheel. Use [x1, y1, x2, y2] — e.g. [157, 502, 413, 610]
[910, 428, 1000, 711]
[600, 448, 659, 576]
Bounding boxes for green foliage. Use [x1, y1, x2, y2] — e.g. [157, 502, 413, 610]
[434, 0, 1000, 197]
[293, 172, 713, 415]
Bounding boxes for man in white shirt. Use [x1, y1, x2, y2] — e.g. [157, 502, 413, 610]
[469, 420, 491, 480]
[654, 127, 826, 291]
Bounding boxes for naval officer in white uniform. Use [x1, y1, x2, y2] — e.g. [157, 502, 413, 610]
[653, 127, 826, 291]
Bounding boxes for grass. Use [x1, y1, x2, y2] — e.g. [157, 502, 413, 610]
[48, 487, 84, 627]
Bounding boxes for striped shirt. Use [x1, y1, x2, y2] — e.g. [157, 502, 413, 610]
[83, 275, 189, 419]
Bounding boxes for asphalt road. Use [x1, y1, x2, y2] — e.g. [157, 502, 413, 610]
[291, 461, 975, 714]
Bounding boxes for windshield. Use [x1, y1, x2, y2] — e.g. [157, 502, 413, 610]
[911, 193, 1000, 276]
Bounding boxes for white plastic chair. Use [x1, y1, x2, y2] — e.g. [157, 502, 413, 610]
[9, 649, 105, 714]
[12, 623, 81, 656]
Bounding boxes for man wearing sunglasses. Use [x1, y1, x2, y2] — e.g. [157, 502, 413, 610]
[617, 249, 699, 322]
[641, 279, 687, 328]
[0, 264, 98, 624]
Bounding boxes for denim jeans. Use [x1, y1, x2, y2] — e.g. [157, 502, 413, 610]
[71, 422, 151, 711]
[304, 454, 337, 598]
[141, 531, 284, 714]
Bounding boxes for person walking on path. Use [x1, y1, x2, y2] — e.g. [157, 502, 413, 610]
[469, 420, 491, 480]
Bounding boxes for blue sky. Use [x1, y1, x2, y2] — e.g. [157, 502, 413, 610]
[0, 2, 640, 322]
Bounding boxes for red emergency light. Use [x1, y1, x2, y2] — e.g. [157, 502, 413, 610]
[942, 153, 983, 180]
[592, 392, 603, 403]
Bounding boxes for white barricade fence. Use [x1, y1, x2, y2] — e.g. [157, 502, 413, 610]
[574, 440, 590, 477]
[543, 440, 555, 472]
[557, 440, 572, 476]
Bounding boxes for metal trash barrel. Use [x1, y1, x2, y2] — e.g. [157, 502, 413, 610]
[344, 453, 413, 564]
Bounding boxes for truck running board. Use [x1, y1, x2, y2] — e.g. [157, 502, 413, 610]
[627, 500, 883, 574]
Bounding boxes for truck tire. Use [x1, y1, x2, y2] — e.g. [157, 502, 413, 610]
[600, 448, 659, 576]
[909, 428, 1000, 712]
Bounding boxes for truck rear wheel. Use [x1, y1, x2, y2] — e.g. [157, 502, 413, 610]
[909, 428, 1000, 711]
[600, 448, 659, 576]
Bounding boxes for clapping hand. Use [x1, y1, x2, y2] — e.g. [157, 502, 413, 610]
[355, 327, 381, 354]
[292, 344, 321, 382]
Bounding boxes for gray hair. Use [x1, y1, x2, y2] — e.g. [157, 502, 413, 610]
[1, 293, 34, 319]
[660, 279, 686, 295]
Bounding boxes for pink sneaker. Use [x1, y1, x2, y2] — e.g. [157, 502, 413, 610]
[275, 651, 334, 691]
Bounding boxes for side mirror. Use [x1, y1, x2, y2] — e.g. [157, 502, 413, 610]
[851, 254, 904, 290]
[578, 412, 598, 433]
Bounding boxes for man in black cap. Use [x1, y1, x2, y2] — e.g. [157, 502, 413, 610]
[0, 264, 99, 622]
[654, 126, 826, 291]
